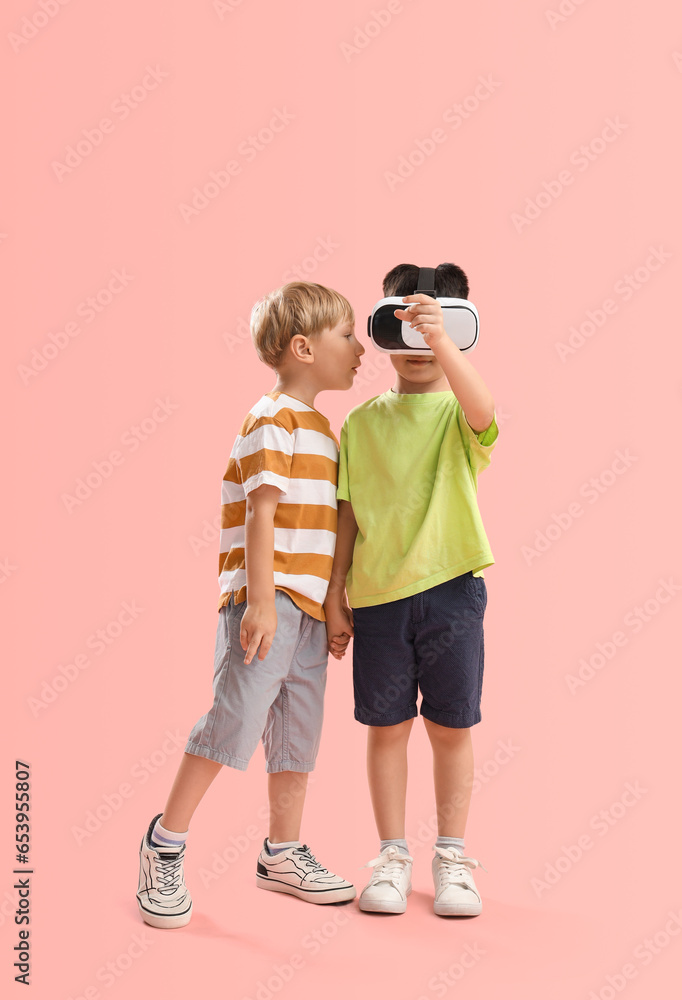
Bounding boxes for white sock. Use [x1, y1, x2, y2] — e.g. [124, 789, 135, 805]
[151, 817, 188, 850]
[435, 835, 465, 854]
[380, 838, 409, 855]
[266, 837, 301, 855]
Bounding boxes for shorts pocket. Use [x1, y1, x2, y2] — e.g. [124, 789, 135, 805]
[226, 598, 248, 646]
[463, 572, 487, 616]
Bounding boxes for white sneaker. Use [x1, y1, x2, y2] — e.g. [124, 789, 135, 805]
[136, 814, 192, 928]
[432, 845, 487, 916]
[256, 841, 356, 904]
[359, 845, 413, 914]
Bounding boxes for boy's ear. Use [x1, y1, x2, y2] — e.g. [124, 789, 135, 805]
[289, 334, 314, 364]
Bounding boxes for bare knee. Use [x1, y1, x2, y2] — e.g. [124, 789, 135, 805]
[368, 719, 414, 747]
[424, 719, 471, 745]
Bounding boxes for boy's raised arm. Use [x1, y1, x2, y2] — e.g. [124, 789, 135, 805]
[435, 335, 495, 434]
[398, 293, 495, 432]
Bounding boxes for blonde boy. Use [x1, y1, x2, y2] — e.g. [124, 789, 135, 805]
[136, 282, 365, 927]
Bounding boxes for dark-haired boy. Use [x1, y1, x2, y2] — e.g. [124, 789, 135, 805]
[324, 263, 498, 916]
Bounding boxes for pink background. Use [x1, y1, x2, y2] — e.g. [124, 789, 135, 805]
[3, 0, 682, 997]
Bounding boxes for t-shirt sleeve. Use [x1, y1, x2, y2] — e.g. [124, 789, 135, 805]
[236, 417, 294, 496]
[336, 419, 351, 502]
[456, 402, 499, 478]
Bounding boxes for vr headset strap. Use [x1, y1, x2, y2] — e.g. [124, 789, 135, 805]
[415, 266, 436, 297]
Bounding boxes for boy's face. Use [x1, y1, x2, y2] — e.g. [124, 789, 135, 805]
[312, 318, 365, 389]
[384, 285, 447, 389]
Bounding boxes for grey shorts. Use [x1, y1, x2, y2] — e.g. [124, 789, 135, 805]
[185, 590, 328, 773]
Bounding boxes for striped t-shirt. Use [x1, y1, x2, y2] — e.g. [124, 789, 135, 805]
[218, 391, 339, 622]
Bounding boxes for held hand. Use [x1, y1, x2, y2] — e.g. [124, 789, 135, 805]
[329, 632, 352, 660]
[240, 601, 278, 665]
[324, 601, 354, 660]
[393, 293, 447, 350]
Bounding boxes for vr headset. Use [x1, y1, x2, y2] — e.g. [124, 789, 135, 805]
[367, 266, 479, 356]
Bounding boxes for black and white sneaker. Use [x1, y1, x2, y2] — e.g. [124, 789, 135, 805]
[256, 840, 356, 904]
[136, 813, 192, 928]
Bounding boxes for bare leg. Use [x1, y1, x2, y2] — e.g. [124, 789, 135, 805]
[423, 720, 474, 838]
[268, 771, 309, 842]
[366, 719, 414, 840]
[160, 752, 222, 832]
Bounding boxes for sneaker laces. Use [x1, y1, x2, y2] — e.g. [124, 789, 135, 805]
[433, 846, 488, 887]
[292, 846, 330, 875]
[152, 850, 184, 895]
[362, 845, 413, 888]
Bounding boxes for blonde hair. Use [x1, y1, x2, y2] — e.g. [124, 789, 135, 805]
[250, 281, 355, 370]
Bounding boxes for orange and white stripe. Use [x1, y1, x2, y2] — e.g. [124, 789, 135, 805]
[218, 391, 339, 621]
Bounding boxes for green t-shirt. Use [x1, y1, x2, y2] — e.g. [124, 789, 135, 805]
[336, 388, 499, 608]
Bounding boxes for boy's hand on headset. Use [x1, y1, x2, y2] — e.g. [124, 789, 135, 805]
[394, 293, 447, 349]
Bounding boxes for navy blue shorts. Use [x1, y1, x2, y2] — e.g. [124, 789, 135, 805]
[351, 572, 487, 729]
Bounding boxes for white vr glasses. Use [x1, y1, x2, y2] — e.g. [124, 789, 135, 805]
[367, 266, 479, 356]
